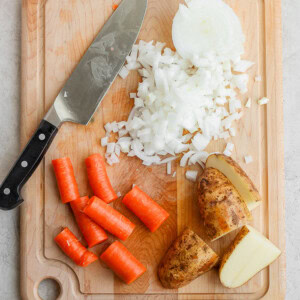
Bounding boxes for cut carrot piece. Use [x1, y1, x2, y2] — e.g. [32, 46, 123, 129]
[70, 196, 108, 248]
[52, 157, 80, 204]
[122, 186, 169, 232]
[85, 154, 118, 204]
[100, 241, 146, 284]
[54, 228, 98, 267]
[112, 4, 118, 10]
[83, 196, 135, 241]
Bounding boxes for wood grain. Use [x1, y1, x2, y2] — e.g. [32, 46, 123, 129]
[20, 0, 285, 299]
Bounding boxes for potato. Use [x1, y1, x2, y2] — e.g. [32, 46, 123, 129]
[158, 228, 219, 289]
[198, 167, 252, 241]
[206, 154, 261, 211]
[219, 225, 281, 288]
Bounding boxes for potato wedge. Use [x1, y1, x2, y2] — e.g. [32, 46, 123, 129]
[206, 154, 261, 211]
[219, 225, 281, 288]
[158, 228, 219, 289]
[198, 168, 252, 241]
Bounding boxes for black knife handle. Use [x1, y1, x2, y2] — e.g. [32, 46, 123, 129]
[0, 120, 58, 210]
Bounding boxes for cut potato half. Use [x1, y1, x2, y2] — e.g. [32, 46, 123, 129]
[219, 225, 281, 288]
[206, 154, 261, 211]
[198, 168, 252, 241]
[158, 228, 219, 289]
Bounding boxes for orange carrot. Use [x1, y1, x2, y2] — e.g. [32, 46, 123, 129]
[83, 196, 135, 241]
[122, 186, 169, 232]
[52, 157, 80, 204]
[112, 4, 118, 10]
[70, 196, 108, 248]
[54, 228, 98, 267]
[85, 154, 118, 204]
[100, 241, 146, 284]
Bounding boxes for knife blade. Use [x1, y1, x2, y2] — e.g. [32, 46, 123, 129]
[0, 0, 147, 210]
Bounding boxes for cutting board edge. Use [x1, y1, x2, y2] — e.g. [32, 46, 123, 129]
[19, 0, 286, 299]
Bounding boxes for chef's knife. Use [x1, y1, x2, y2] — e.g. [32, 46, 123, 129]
[0, 0, 147, 210]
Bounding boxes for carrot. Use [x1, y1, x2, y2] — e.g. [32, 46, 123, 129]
[100, 241, 146, 284]
[70, 196, 108, 248]
[112, 4, 118, 10]
[52, 157, 80, 204]
[54, 228, 98, 267]
[83, 196, 135, 241]
[85, 154, 118, 204]
[122, 186, 169, 232]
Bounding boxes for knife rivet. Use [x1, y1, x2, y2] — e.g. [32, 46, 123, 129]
[39, 134, 46, 141]
[21, 161, 28, 168]
[3, 188, 10, 195]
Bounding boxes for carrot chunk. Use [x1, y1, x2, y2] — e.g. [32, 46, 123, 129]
[70, 196, 108, 248]
[100, 241, 146, 284]
[83, 196, 135, 241]
[52, 157, 80, 203]
[122, 186, 169, 232]
[112, 4, 118, 10]
[54, 228, 98, 267]
[85, 154, 117, 204]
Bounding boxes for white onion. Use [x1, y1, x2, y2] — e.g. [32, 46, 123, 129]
[185, 170, 198, 182]
[258, 97, 270, 105]
[172, 0, 245, 61]
[101, 1, 258, 167]
[101, 137, 108, 147]
[245, 98, 251, 108]
[167, 162, 172, 175]
[255, 75, 262, 82]
[180, 151, 195, 167]
[119, 66, 129, 79]
[244, 155, 253, 164]
[233, 60, 254, 73]
[106, 143, 115, 154]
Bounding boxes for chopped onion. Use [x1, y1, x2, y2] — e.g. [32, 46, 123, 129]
[117, 192, 122, 197]
[119, 66, 129, 79]
[185, 170, 198, 182]
[118, 121, 127, 129]
[106, 143, 115, 154]
[245, 98, 251, 108]
[115, 144, 121, 157]
[180, 151, 195, 167]
[233, 60, 254, 73]
[111, 121, 119, 133]
[172, 171, 177, 178]
[258, 97, 270, 105]
[104, 123, 112, 133]
[255, 75, 262, 82]
[101, 137, 108, 147]
[103, 1, 252, 166]
[229, 127, 236, 137]
[244, 155, 253, 164]
[167, 161, 172, 175]
[223, 149, 232, 157]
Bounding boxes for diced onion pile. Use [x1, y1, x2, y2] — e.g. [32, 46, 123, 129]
[101, 0, 267, 169]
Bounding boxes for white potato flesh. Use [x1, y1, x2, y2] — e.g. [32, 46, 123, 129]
[206, 154, 261, 211]
[220, 226, 281, 288]
[172, 0, 245, 61]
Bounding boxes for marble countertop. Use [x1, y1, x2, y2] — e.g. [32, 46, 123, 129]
[0, 0, 299, 299]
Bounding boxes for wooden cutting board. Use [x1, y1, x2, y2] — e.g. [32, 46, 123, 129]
[20, 0, 286, 299]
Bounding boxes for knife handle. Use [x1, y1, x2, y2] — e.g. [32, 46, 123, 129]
[0, 120, 58, 210]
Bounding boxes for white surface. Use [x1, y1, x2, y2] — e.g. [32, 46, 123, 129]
[0, 0, 299, 299]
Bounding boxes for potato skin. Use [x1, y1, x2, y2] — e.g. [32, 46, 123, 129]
[198, 168, 251, 241]
[207, 154, 261, 207]
[158, 228, 219, 289]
